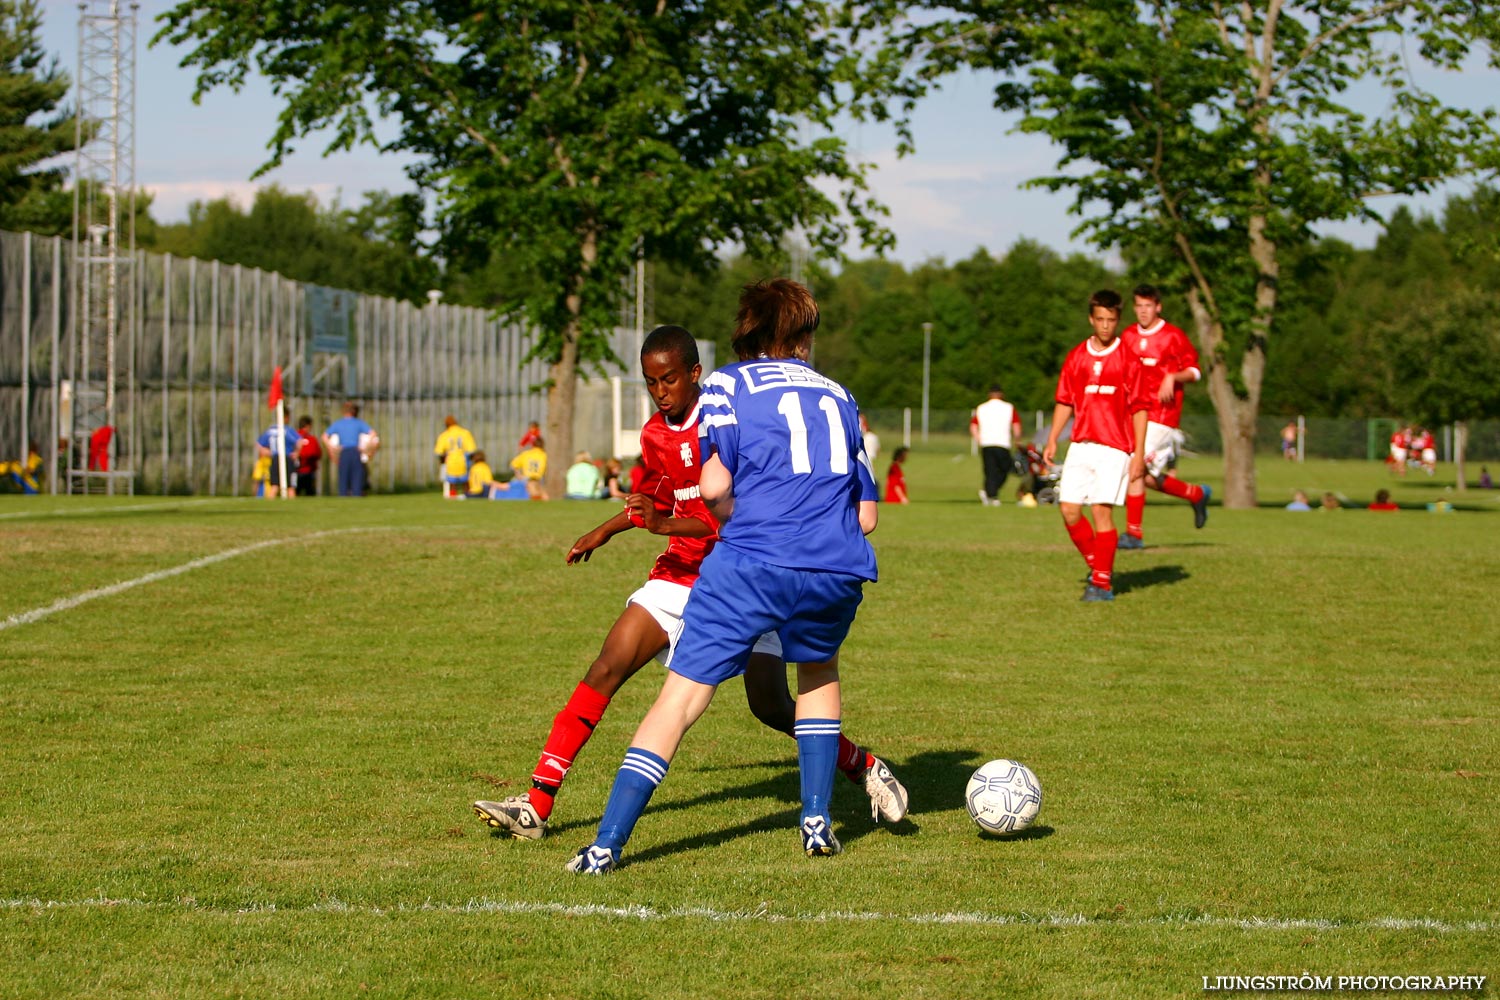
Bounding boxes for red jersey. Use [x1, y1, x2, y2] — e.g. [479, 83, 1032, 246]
[638, 400, 718, 587]
[1411, 430, 1434, 452]
[296, 429, 322, 475]
[1122, 319, 1198, 428]
[518, 427, 542, 449]
[1055, 337, 1149, 454]
[884, 462, 907, 503]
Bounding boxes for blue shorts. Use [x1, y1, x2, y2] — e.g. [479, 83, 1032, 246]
[670, 545, 866, 686]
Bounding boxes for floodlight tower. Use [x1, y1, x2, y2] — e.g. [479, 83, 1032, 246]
[70, 0, 138, 493]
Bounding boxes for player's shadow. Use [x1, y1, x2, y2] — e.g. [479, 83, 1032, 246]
[547, 748, 1000, 866]
[1113, 563, 1189, 594]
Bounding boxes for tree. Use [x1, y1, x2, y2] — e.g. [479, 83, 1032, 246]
[157, 1, 902, 496]
[907, 1, 1500, 505]
[152, 186, 440, 302]
[0, 0, 80, 234]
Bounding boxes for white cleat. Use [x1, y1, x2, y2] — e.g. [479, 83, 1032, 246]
[862, 756, 909, 823]
[473, 795, 547, 840]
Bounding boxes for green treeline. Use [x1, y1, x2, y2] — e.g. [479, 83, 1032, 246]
[13, 178, 1500, 425]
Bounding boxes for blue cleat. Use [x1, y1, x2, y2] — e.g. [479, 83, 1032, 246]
[1081, 582, 1115, 602]
[1117, 533, 1145, 550]
[1193, 485, 1212, 529]
[801, 815, 843, 857]
[564, 844, 618, 875]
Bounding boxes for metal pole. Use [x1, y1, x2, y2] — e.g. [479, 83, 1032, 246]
[186, 256, 195, 492]
[21, 232, 31, 474]
[921, 321, 932, 444]
[210, 260, 218, 494]
[49, 237, 60, 494]
[161, 253, 170, 494]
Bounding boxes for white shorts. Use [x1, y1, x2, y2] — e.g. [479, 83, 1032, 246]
[1391, 446, 1407, 463]
[1143, 421, 1185, 479]
[626, 578, 782, 669]
[1421, 448, 1436, 464]
[1059, 441, 1131, 507]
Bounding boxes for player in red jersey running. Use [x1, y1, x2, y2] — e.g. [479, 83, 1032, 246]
[1044, 290, 1150, 602]
[473, 325, 907, 840]
[1117, 285, 1210, 548]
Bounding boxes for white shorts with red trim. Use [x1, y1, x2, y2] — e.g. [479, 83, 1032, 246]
[1059, 440, 1131, 507]
[626, 578, 781, 669]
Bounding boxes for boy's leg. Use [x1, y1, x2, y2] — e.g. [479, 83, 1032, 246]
[476, 603, 666, 839]
[796, 657, 842, 856]
[567, 670, 719, 873]
[741, 652, 907, 823]
[1087, 503, 1118, 595]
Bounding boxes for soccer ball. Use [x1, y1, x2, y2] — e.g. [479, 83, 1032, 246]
[965, 759, 1042, 835]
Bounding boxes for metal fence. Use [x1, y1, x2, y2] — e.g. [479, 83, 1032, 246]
[0, 228, 642, 495]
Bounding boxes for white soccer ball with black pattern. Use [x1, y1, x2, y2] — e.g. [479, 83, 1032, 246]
[965, 759, 1042, 835]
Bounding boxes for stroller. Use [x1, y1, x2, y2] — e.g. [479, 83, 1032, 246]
[1015, 443, 1061, 505]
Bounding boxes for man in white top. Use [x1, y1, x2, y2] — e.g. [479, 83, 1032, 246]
[971, 384, 1023, 506]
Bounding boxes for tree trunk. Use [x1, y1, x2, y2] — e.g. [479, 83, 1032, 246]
[1184, 288, 1262, 508]
[542, 228, 597, 499]
[1454, 420, 1468, 493]
[543, 323, 580, 500]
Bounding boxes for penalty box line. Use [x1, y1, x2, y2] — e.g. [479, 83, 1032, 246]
[0, 897, 1495, 934]
[0, 527, 392, 634]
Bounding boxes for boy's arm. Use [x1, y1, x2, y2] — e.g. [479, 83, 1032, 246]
[1042, 403, 1073, 465]
[565, 509, 637, 564]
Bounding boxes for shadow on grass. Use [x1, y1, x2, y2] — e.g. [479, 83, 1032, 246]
[979, 824, 1055, 842]
[1114, 563, 1190, 594]
[541, 748, 999, 866]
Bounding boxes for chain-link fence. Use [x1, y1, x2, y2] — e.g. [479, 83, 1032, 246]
[0, 228, 644, 495]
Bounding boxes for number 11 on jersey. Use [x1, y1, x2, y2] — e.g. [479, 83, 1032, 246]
[776, 391, 848, 475]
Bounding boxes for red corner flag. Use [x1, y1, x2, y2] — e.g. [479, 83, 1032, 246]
[267, 366, 284, 411]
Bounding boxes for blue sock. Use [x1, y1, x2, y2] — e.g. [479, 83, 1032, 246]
[595, 747, 669, 853]
[795, 719, 841, 824]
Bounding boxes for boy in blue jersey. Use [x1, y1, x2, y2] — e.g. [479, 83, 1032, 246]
[567, 279, 880, 874]
[322, 401, 376, 498]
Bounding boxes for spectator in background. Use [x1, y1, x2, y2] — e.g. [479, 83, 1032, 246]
[0, 440, 43, 493]
[466, 450, 496, 498]
[295, 416, 322, 496]
[1320, 492, 1341, 512]
[355, 404, 380, 494]
[256, 417, 302, 499]
[518, 420, 543, 450]
[860, 413, 880, 489]
[1281, 421, 1298, 461]
[511, 438, 549, 500]
[435, 414, 478, 499]
[628, 455, 649, 494]
[565, 451, 603, 499]
[884, 447, 909, 504]
[323, 401, 376, 498]
[1285, 489, 1311, 511]
[603, 458, 628, 500]
[972, 384, 1022, 506]
[1480, 466, 1493, 489]
[1368, 488, 1399, 511]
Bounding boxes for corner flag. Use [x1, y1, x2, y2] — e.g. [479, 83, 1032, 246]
[267, 366, 284, 411]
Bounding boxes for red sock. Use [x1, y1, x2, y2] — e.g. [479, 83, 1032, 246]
[528, 681, 611, 820]
[1125, 492, 1146, 537]
[1091, 530, 1118, 589]
[1067, 518, 1096, 566]
[836, 736, 873, 780]
[1157, 475, 1201, 503]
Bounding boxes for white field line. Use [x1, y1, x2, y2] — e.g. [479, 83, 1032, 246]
[0, 897, 1493, 933]
[0, 527, 386, 633]
[0, 498, 244, 520]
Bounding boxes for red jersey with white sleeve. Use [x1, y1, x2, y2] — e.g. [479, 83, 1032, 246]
[638, 399, 718, 587]
[1122, 319, 1199, 428]
[1055, 336, 1150, 454]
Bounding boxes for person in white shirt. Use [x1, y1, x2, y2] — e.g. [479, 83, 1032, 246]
[971, 385, 1022, 506]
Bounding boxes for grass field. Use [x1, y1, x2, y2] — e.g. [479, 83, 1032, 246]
[2, 448, 1497, 998]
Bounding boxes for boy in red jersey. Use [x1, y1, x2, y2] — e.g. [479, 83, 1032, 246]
[1117, 285, 1210, 548]
[474, 325, 906, 840]
[1043, 290, 1150, 602]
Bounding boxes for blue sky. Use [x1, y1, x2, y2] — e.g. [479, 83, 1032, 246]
[37, 2, 1500, 268]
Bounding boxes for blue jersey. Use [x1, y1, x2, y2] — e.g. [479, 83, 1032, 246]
[325, 416, 373, 449]
[258, 425, 302, 459]
[699, 358, 877, 581]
